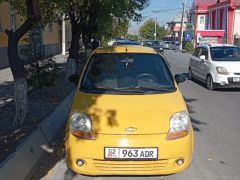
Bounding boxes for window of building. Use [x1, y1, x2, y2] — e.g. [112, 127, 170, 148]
[198, 15, 206, 30]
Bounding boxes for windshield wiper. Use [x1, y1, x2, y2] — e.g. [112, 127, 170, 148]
[93, 85, 146, 94]
[92, 85, 174, 94]
[117, 86, 174, 93]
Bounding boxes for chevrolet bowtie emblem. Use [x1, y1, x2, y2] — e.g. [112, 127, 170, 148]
[124, 127, 137, 132]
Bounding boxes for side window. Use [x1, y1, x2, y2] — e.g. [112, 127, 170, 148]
[193, 48, 201, 57]
[200, 47, 209, 60]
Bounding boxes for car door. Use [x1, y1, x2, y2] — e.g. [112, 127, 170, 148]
[190, 47, 201, 77]
[198, 47, 210, 80]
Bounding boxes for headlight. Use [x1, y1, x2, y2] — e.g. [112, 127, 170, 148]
[216, 66, 229, 75]
[70, 112, 95, 140]
[160, 47, 163, 50]
[166, 111, 190, 140]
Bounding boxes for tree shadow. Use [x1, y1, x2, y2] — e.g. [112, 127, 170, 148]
[184, 97, 207, 132]
[0, 70, 75, 164]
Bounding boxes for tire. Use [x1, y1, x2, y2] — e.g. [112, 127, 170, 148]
[189, 68, 194, 80]
[206, 75, 215, 91]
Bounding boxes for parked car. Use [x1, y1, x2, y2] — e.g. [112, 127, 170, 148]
[107, 37, 126, 46]
[113, 40, 140, 46]
[170, 41, 179, 50]
[189, 44, 240, 90]
[141, 40, 164, 54]
[162, 41, 173, 49]
[66, 45, 194, 176]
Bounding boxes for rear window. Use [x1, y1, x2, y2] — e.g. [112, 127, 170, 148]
[210, 47, 240, 61]
[80, 53, 175, 94]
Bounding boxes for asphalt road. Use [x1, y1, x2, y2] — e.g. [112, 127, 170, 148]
[31, 50, 240, 180]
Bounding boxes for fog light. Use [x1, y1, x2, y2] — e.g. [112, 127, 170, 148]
[76, 159, 84, 166]
[176, 159, 184, 166]
[220, 81, 226, 86]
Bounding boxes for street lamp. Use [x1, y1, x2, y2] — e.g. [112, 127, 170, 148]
[154, 17, 157, 40]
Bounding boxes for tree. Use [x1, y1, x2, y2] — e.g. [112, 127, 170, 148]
[139, 19, 167, 40]
[61, 0, 149, 77]
[62, 0, 149, 56]
[0, 0, 59, 125]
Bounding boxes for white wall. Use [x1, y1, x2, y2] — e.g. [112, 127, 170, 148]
[233, 9, 240, 37]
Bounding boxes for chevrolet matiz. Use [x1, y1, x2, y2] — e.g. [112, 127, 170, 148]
[65, 45, 194, 176]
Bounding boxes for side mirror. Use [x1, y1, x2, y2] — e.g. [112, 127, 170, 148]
[175, 74, 186, 84]
[199, 55, 206, 61]
[69, 74, 80, 86]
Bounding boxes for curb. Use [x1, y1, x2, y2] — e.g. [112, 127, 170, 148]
[0, 90, 75, 180]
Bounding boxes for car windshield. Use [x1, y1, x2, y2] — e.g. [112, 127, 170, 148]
[115, 41, 140, 45]
[210, 47, 240, 61]
[144, 41, 159, 46]
[81, 53, 175, 94]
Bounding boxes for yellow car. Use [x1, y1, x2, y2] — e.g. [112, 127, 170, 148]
[65, 45, 194, 176]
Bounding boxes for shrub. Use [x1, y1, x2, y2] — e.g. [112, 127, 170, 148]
[184, 41, 194, 53]
[234, 38, 240, 48]
[24, 57, 57, 88]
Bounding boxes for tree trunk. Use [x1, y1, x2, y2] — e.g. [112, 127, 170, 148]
[82, 34, 92, 58]
[69, 22, 81, 60]
[13, 78, 28, 125]
[65, 58, 77, 80]
[65, 22, 80, 79]
[5, 0, 40, 125]
[7, 32, 28, 125]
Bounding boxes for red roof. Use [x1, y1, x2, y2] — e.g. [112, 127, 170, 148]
[194, 0, 240, 9]
[194, 0, 229, 7]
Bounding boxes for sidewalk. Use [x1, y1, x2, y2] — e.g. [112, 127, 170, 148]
[0, 54, 69, 107]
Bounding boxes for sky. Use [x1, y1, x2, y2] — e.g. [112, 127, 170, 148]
[128, 0, 194, 34]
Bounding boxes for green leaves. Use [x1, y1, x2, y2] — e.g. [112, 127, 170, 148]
[139, 19, 167, 40]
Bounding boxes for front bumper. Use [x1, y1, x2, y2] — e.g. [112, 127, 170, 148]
[213, 74, 240, 88]
[65, 132, 194, 176]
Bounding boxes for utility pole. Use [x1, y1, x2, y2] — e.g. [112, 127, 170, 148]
[179, 0, 186, 51]
[62, 14, 66, 55]
[154, 17, 157, 40]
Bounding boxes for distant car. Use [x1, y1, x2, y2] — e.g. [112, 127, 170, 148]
[66, 45, 194, 176]
[162, 41, 173, 49]
[189, 44, 240, 90]
[108, 37, 126, 46]
[170, 41, 179, 50]
[142, 40, 164, 54]
[113, 40, 140, 46]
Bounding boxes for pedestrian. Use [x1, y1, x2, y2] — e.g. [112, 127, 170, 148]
[91, 39, 99, 51]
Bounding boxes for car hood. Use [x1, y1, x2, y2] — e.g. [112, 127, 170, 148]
[213, 61, 240, 73]
[71, 91, 187, 135]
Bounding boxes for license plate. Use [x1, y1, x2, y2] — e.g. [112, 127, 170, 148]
[104, 147, 158, 160]
[233, 77, 240, 82]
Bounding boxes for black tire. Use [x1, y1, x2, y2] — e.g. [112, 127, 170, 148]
[206, 75, 215, 91]
[189, 68, 194, 80]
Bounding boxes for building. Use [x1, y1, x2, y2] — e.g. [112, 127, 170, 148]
[189, 0, 240, 45]
[0, 2, 71, 69]
[166, 13, 187, 41]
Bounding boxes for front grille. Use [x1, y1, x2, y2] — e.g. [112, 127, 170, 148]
[234, 73, 240, 75]
[93, 159, 168, 171]
[227, 78, 240, 87]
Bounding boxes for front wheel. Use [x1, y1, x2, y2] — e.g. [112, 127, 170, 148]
[189, 68, 194, 80]
[206, 75, 215, 91]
